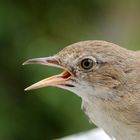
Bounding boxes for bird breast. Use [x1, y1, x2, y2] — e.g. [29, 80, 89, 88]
[82, 98, 140, 140]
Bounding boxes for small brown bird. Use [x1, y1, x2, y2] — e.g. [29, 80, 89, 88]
[23, 40, 140, 140]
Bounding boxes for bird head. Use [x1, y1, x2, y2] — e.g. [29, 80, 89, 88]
[23, 41, 132, 100]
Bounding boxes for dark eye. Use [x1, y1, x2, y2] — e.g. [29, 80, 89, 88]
[80, 58, 94, 70]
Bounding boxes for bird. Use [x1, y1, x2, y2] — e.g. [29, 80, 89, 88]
[23, 40, 140, 140]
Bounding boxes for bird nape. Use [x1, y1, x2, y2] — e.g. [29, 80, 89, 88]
[23, 40, 140, 140]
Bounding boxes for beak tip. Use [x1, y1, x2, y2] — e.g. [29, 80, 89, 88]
[24, 87, 31, 91]
[24, 88, 28, 91]
[22, 63, 26, 66]
[22, 61, 28, 65]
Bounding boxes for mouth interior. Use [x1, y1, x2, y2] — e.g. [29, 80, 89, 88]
[60, 70, 72, 79]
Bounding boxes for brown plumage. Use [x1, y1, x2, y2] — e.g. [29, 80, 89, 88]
[24, 40, 140, 140]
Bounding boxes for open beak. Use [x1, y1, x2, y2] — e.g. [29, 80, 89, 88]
[23, 56, 73, 91]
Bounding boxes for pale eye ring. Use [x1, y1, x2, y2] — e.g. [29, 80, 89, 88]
[80, 58, 95, 70]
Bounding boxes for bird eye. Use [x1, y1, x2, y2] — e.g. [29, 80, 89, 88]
[80, 58, 95, 70]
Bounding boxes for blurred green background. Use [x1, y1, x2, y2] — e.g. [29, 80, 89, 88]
[1, 0, 140, 140]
